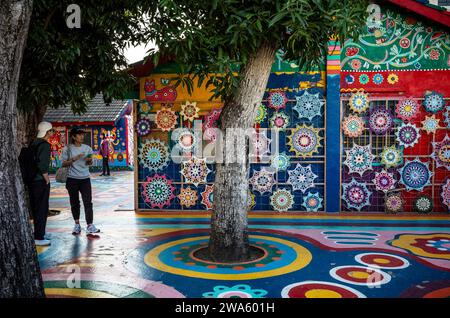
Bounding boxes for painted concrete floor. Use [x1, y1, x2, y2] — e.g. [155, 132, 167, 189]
[39, 171, 450, 298]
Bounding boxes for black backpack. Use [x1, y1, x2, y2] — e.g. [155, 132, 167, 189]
[18, 140, 46, 184]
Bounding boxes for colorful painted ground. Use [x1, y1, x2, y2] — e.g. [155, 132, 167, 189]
[41, 171, 450, 298]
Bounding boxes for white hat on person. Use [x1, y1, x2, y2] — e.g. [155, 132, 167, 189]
[37, 121, 53, 138]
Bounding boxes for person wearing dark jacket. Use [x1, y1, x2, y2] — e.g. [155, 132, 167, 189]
[30, 121, 54, 246]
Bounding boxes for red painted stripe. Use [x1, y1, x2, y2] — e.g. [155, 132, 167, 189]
[385, 0, 450, 27]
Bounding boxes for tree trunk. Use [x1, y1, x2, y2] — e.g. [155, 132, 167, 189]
[0, 0, 45, 297]
[17, 104, 48, 148]
[208, 42, 277, 262]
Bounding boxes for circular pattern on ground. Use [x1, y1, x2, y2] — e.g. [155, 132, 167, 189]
[355, 253, 410, 269]
[281, 281, 366, 298]
[329, 265, 391, 286]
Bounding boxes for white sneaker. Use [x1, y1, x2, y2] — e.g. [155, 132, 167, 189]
[86, 224, 100, 234]
[72, 224, 81, 235]
[35, 239, 51, 246]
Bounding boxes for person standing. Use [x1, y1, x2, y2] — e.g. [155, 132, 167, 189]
[61, 127, 100, 235]
[29, 122, 54, 246]
[99, 133, 110, 176]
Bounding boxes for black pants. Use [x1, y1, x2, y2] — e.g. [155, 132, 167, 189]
[102, 157, 110, 175]
[29, 180, 50, 240]
[66, 178, 94, 224]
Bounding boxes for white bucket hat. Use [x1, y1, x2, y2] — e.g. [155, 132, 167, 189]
[37, 121, 53, 138]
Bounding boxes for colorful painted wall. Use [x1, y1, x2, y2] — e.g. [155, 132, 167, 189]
[135, 55, 327, 212]
[339, 2, 450, 212]
[49, 116, 134, 172]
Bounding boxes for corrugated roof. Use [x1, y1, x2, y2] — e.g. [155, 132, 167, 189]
[44, 94, 128, 123]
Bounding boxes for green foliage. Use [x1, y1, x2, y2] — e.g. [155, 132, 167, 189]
[19, 0, 150, 114]
[146, 0, 369, 100]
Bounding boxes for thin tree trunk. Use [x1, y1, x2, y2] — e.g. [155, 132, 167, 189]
[0, 0, 45, 297]
[208, 41, 277, 262]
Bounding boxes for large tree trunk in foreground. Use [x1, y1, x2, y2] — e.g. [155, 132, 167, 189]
[208, 42, 277, 262]
[0, 0, 45, 297]
[18, 104, 48, 147]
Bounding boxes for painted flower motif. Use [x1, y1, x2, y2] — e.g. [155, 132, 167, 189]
[270, 189, 295, 212]
[181, 156, 211, 187]
[270, 112, 290, 129]
[302, 192, 323, 212]
[135, 118, 152, 137]
[180, 101, 200, 122]
[138, 100, 152, 114]
[203, 107, 222, 142]
[249, 167, 276, 195]
[373, 170, 397, 193]
[201, 185, 214, 210]
[396, 123, 421, 148]
[351, 59, 362, 70]
[287, 164, 318, 193]
[426, 27, 433, 33]
[423, 91, 445, 113]
[368, 107, 394, 135]
[293, 91, 324, 121]
[349, 91, 370, 114]
[444, 106, 450, 129]
[344, 143, 375, 176]
[429, 49, 440, 61]
[270, 152, 290, 171]
[345, 74, 355, 85]
[155, 107, 177, 131]
[373, 73, 384, 85]
[422, 115, 440, 134]
[388, 233, 450, 260]
[414, 196, 433, 214]
[203, 285, 268, 298]
[396, 99, 419, 122]
[359, 74, 369, 85]
[342, 179, 372, 211]
[254, 104, 267, 124]
[247, 190, 256, 210]
[399, 37, 410, 49]
[342, 115, 365, 138]
[387, 73, 399, 85]
[139, 139, 170, 172]
[398, 158, 433, 192]
[442, 179, 450, 210]
[141, 174, 175, 209]
[345, 47, 359, 57]
[401, 57, 408, 63]
[288, 124, 322, 158]
[414, 62, 422, 70]
[267, 90, 288, 111]
[380, 146, 403, 168]
[431, 135, 450, 170]
[173, 128, 197, 152]
[385, 192, 403, 213]
[178, 187, 198, 208]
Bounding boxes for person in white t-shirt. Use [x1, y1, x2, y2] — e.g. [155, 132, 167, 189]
[61, 127, 100, 235]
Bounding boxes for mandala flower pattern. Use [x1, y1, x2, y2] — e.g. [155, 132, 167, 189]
[431, 135, 450, 170]
[349, 91, 370, 114]
[342, 179, 371, 211]
[173, 129, 197, 152]
[342, 115, 365, 138]
[380, 146, 403, 168]
[442, 179, 450, 210]
[396, 99, 419, 122]
[156, 107, 177, 131]
[422, 115, 440, 134]
[398, 158, 433, 191]
[267, 90, 288, 111]
[385, 193, 403, 213]
[344, 143, 375, 176]
[373, 73, 384, 85]
[203, 285, 268, 298]
[135, 118, 152, 136]
[302, 192, 323, 212]
[288, 124, 322, 158]
[373, 170, 397, 193]
[251, 132, 271, 157]
[270, 152, 290, 171]
[287, 164, 318, 193]
[180, 101, 200, 122]
[141, 174, 175, 209]
[396, 123, 421, 148]
[269, 112, 290, 129]
[201, 185, 214, 210]
[249, 168, 276, 195]
[414, 196, 433, 214]
[293, 91, 324, 120]
[270, 189, 294, 212]
[139, 139, 170, 171]
[359, 74, 369, 85]
[178, 187, 198, 208]
[254, 104, 267, 124]
[181, 156, 211, 186]
[368, 107, 394, 135]
[423, 91, 445, 113]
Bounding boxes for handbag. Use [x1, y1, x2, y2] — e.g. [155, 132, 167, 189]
[55, 146, 71, 183]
